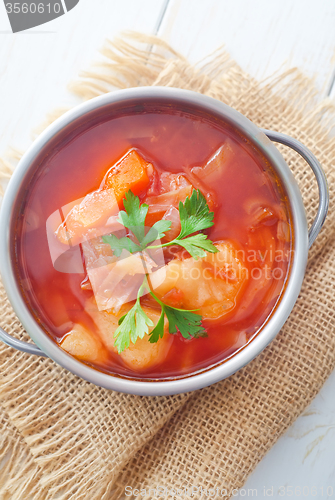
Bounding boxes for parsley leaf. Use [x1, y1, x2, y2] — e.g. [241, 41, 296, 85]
[104, 188, 217, 260]
[178, 189, 215, 238]
[101, 234, 141, 257]
[176, 233, 219, 260]
[148, 308, 165, 343]
[145, 189, 218, 259]
[104, 191, 171, 256]
[113, 279, 154, 353]
[149, 291, 207, 342]
[118, 190, 149, 244]
[141, 220, 172, 247]
[165, 306, 207, 339]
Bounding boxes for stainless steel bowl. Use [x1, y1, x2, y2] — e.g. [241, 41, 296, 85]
[0, 87, 328, 395]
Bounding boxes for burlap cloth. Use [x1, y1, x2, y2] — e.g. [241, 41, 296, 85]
[0, 33, 335, 499]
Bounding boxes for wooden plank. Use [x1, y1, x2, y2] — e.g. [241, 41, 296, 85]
[0, 0, 166, 154]
[158, 0, 335, 94]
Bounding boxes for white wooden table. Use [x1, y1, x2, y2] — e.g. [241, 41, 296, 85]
[1, 1, 335, 497]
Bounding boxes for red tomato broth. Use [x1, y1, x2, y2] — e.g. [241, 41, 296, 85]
[14, 102, 293, 379]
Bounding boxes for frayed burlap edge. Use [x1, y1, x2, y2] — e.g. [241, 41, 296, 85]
[0, 406, 47, 500]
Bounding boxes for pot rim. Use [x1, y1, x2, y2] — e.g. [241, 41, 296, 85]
[0, 87, 308, 396]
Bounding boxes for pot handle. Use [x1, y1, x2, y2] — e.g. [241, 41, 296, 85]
[0, 325, 47, 357]
[0, 129, 329, 357]
[262, 129, 329, 248]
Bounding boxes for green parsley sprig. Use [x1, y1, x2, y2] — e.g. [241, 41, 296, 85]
[102, 191, 172, 257]
[102, 188, 218, 260]
[113, 277, 208, 353]
[148, 289, 207, 343]
[113, 279, 154, 353]
[146, 189, 218, 258]
[101, 188, 217, 353]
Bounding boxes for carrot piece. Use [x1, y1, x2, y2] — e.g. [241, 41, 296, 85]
[103, 149, 151, 200]
[56, 149, 152, 246]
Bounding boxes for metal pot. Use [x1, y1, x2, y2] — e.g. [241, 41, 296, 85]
[0, 87, 329, 395]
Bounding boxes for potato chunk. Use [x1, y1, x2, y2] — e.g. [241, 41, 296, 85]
[85, 298, 172, 371]
[149, 242, 248, 320]
[60, 324, 106, 363]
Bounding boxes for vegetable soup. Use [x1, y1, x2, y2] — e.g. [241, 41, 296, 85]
[14, 101, 293, 379]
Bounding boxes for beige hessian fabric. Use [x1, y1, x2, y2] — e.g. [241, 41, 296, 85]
[0, 33, 335, 499]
